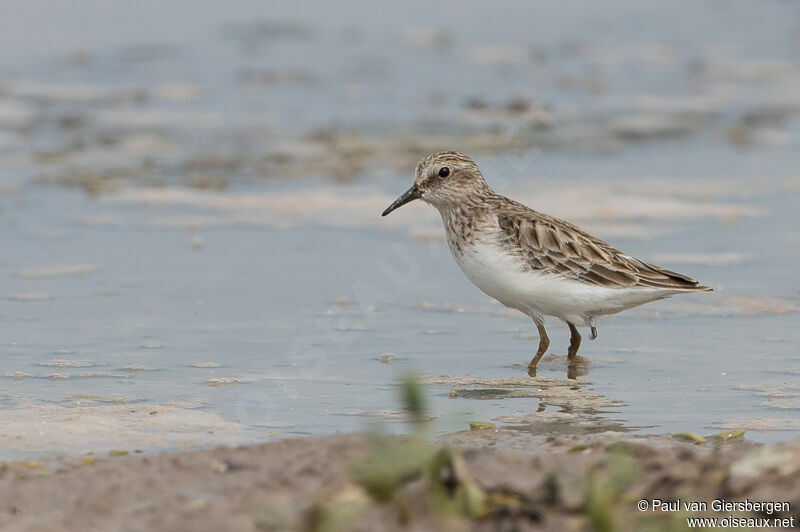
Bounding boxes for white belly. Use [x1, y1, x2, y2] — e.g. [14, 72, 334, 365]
[451, 241, 673, 325]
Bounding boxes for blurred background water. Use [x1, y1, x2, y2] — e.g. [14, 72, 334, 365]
[1, 0, 799, 457]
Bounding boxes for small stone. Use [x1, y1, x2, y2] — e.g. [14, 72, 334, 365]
[210, 460, 229, 473]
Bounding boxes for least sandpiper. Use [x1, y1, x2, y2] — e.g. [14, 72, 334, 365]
[382, 151, 711, 377]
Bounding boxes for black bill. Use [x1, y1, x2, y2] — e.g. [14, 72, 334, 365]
[381, 184, 421, 216]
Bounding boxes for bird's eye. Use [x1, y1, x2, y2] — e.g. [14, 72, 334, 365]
[438, 167, 451, 178]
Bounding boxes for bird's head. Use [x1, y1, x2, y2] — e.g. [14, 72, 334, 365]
[382, 151, 492, 216]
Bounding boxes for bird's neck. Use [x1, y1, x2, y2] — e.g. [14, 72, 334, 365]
[436, 191, 493, 219]
[437, 198, 494, 254]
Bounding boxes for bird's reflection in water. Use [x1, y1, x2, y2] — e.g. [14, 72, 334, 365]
[429, 372, 637, 439]
[527, 354, 592, 380]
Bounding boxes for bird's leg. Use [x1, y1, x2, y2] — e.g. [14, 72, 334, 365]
[590, 326, 598, 340]
[567, 323, 581, 360]
[527, 320, 549, 376]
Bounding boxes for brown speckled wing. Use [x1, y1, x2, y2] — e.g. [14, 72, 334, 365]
[496, 205, 711, 291]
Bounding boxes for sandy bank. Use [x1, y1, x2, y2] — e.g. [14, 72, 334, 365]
[1, 430, 798, 531]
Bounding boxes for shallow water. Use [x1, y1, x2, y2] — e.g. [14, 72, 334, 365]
[1, 0, 800, 457]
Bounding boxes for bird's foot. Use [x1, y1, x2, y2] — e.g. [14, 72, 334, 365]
[589, 326, 598, 340]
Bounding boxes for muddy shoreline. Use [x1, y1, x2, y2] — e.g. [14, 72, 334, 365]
[1, 429, 797, 531]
